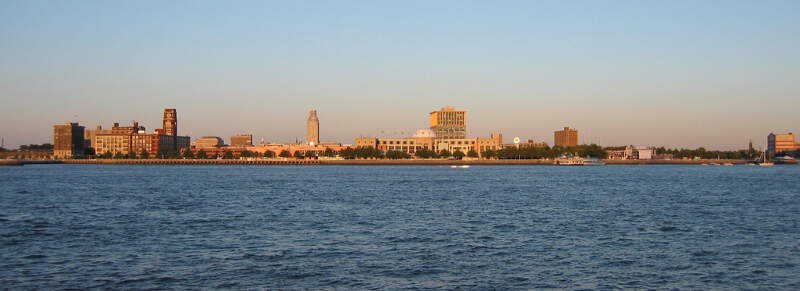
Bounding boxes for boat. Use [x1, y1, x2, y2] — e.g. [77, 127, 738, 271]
[723, 163, 734, 166]
[555, 156, 605, 166]
[758, 151, 774, 166]
[450, 165, 470, 168]
[582, 157, 606, 166]
[555, 156, 584, 166]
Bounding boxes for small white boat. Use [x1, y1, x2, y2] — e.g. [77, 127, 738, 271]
[450, 165, 470, 168]
[723, 163, 734, 166]
[582, 158, 605, 166]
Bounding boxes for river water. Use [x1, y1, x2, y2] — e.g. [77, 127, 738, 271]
[1, 165, 799, 289]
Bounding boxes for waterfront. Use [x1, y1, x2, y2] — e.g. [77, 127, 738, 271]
[1, 165, 799, 289]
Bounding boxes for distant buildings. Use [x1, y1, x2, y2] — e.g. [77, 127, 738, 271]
[53, 122, 85, 159]
[554, 127, 578, 147]
[89, 109, 190, 157]
[307, 110, 319, 146]
[231, 134, 253, 147]
[767, 133, 799, 154]
[194, 136, 224, 148]
[607, 146, 657, 160]
[430, 107, 466, 139]
[356, 108, 502, 157]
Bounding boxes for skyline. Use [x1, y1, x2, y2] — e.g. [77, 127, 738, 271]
[2, 1, 799, 150]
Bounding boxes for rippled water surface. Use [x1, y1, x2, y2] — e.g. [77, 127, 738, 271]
[1, 164, 799, 289]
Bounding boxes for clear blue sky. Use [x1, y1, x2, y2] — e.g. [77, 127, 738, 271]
[1, 0, 798, 150]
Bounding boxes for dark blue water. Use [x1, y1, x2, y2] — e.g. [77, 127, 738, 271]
[1, 165, 799, 289]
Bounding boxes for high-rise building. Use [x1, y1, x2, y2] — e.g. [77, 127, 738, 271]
[53, 122, 85, 159]
[554, 127, 579, 147]
[163, 109, 177, 136]
[307, 110, 319, 146]
[231, 134, 253, 147]
[767, 133, 799, 154]
[430, 106, 466, 139]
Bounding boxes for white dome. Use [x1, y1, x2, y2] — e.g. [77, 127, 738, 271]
[413, 129, 436, 138]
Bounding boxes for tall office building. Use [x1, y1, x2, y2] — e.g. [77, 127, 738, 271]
[53, 122, 85, 159]
[767, 133, 799, 154]
[430, 107, 466, 139]
[554, 127, 579, 147]
[163, 109, 177, 136]
[307, 110, 319, 145]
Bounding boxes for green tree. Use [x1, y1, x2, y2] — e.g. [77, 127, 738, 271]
[263, 150, 275, 158]
[126, 151, 137, 159]
[182, 149, 195, 159]
[439, 149, 452, 158]
[453, 150, 465, 160]
[339, 147, 356, 159]
[240, 150, 252, 158]
[100, 151, 112, 159]
[467, 150, 478, 158]
[293, 150, 305, 159]
[279, 150, 291, 158]
[113, 152, 125, 159]
[481, 150, 496, 159]
[322, 147, 335, 157]
[386, 150, 410, 159]
[140, 149, 149, 159]
[196, 149, 207, 159]
[167, 149, 178, 159]
[222, 150, 234, 159]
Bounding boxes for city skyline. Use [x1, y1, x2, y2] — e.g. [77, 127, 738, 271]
[2, 1, 799, 150]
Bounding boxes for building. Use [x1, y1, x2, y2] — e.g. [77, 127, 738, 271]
[554, 127, 579, 147]
[53, 122, 85, 158]
[84, 125, 112, 149]
[163, 109, 177, 136]
[90, 109, 190, 157]
[767, 133, 799, 154]
[606, 146, 656, 160]
[477, 133, 503, 154]
[193, 136, 224, 148]
[430, 106, 466, 139]
[518, 140, 548, 149]
[307, 110, 319, 146]
[231, 134, 253, 147]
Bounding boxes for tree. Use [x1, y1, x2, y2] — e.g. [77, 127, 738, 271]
[386, 150, 410, 159]
[414, 149, 437, 159]
[322, 147, 335, 157]
[211, 154, 219, 159]
[222, 150, 234, 159]
[182, 149, 194, 159]
[339, 147, 356, 159]
[240, 150, 252, 158]
[100, 151, 112, 159]
[167, 149, 178, 159]
[140, 149, 149, 159]
[196, 149, 207, 159]
[279, 150, 291, 158]
[265, 151, 276, 158]
[439, 149, 452, 158]
[467, 150, 478, 158]
[293, 150, 305, 159]
[113, 152, 125, 159]
[453, 150, 465, 160]
[127, 151, 137, 159]
[481, 150, 496, 159]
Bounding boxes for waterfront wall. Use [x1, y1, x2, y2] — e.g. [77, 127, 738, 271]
[4, 158, 796, 166]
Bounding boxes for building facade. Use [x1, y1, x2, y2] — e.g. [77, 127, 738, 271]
[231, 134, 253, 147]
[89, 109, 190, 157]
[554, 127, 579, 147]
[307, 110, 319, 145]
[430, 107, 466, 139]
[163, 109, 177, 136]
[193, 136, 224, 148]
[767, 133, 799, 154]
[53, 122, 85, 158]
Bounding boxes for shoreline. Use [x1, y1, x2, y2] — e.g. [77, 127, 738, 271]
[3, 158, 797, 166]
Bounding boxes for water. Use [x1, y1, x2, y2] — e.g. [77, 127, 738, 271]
[1, 165, 799, 289]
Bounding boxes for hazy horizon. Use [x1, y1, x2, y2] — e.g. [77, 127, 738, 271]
[2, 1, 798, 150]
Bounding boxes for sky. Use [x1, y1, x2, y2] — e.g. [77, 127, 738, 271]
[1, 0, 798, 150]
